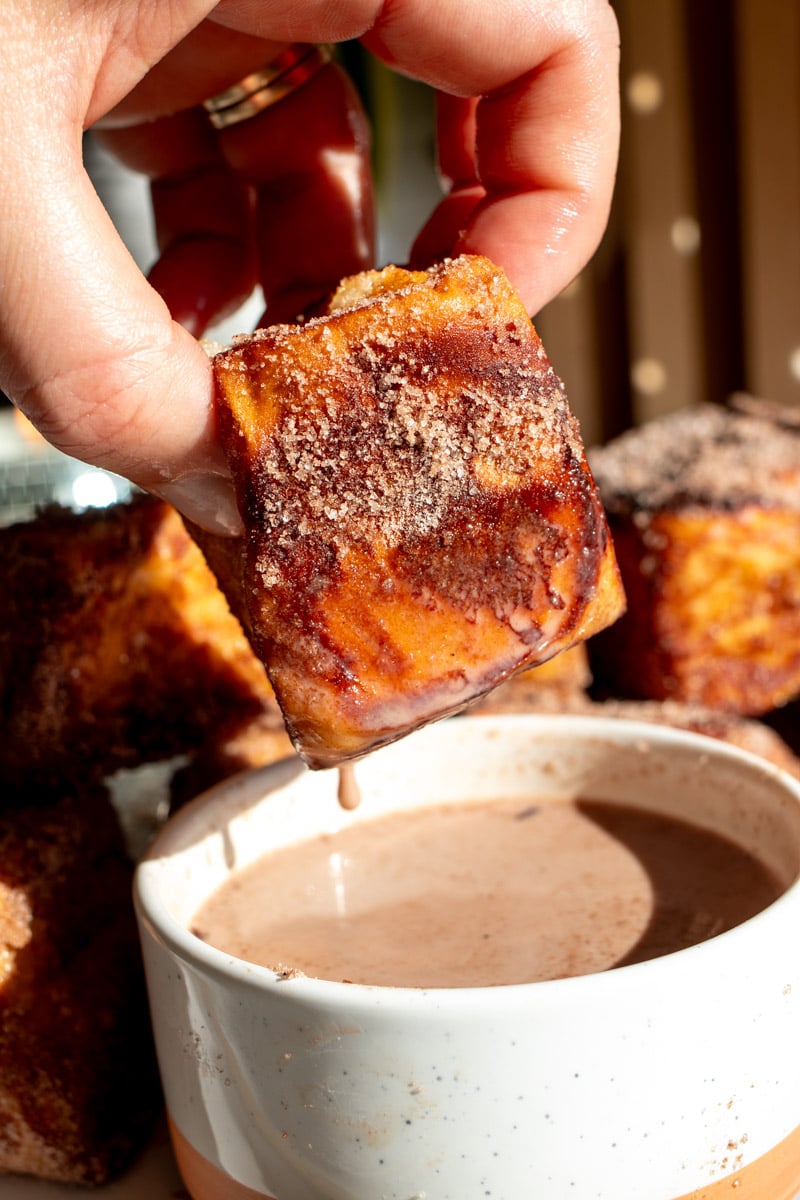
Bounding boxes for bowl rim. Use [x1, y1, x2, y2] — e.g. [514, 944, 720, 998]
[134, 712, 800, 1009]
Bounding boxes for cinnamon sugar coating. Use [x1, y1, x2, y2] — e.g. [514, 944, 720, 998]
[590, 400, 800, 514]
[0, 495, 286, 787]
[0, 781, 159, 1184]
[589, 400, 800, 714]
[205, 256, 624, 767]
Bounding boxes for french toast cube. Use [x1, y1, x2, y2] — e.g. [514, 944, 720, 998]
[204, 255, 625, 767]
[589, 401, 800, 715]
[0, 783, 159, 1184]
[0, 496, 287, 786]
[466, 643, 592, 715]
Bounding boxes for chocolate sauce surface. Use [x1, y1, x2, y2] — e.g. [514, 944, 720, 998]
[191, 796, 781, 988]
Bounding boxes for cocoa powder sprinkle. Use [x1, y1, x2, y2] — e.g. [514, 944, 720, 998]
[232, 294, 580, 590]
[589, 403, 800, 514]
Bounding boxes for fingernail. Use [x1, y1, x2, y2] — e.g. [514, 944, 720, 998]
[156, 473, 244, 537]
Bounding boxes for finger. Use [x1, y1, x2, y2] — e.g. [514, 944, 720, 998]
[215, 59, 375, 323]
[435, 93, 479, 191]
[101, 48, 374, 328]
[0, 121, 240, 534]
[410, 93, 483, 268]
[363, 0, 620, 314]
[97, 110, 258, 336]
[94, 21, 285, 127]
[457, 26, 620, 313]
[409, 185, 484, 272]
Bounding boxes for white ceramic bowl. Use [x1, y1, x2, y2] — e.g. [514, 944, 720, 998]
[134, 714, 800, 1200]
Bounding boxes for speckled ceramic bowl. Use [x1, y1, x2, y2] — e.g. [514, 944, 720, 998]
[134, 714, 800, 1200]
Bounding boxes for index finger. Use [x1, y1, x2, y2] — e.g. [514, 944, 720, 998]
[363, 0, 620, 314]
[214, 57, 375, 325]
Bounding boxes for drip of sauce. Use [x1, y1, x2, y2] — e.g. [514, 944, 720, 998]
[337, 763, 361, 810]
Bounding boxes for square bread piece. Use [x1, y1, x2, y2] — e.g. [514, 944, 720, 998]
[589, 399, 800, 715]
[204, 255, 624, 767]
[0, 782, 159, 1184]
[0, 496, 290, 787]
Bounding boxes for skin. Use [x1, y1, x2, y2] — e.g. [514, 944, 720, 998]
[0, 1, 620, 534]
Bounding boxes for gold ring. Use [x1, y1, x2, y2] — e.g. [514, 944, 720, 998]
[204, 44, 332, 130]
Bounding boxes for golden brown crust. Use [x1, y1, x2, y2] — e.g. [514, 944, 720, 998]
[589, 402, 800, 715]
[207, 255, 625, 767]
[0, 781, 159, 1184]
[465, 643, 592, 716]
[0, 495, 282, 785]
[0, 498, 298, 1183]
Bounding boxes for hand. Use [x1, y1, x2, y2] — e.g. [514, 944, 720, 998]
[0, 1, 619, 534]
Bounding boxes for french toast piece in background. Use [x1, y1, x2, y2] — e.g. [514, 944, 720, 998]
[0, 495, 290, 788]
[466, 643, 593, 716]
[197, 255, 625, 768]
[0, 498, 295, 1186]
[0, 781, 159, 1184]
[588, 399, 800, 716]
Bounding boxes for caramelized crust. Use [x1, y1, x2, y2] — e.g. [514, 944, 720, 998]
[0, 495, 285, 785]
[466, 643, 592, 715]
[204, 255, 625, 767]
[0, 500, 295, 1184]
[589, 401, 800, 715]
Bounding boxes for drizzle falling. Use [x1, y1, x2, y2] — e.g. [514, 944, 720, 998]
[337, 763, 361, 811]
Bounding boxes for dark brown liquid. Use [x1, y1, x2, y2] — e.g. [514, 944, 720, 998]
[191, 797, 783, 988]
